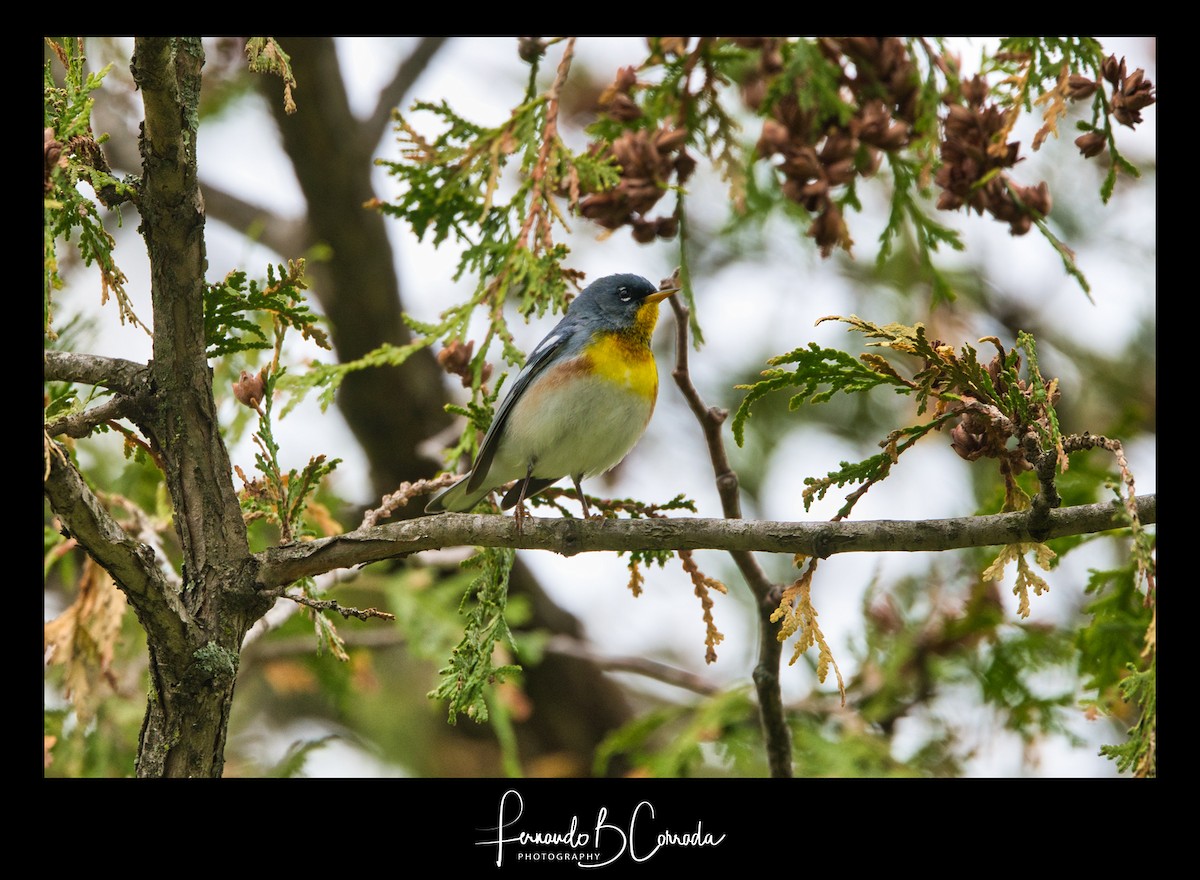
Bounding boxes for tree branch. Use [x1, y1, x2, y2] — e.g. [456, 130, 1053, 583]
[542, 635, 721, 697]
[257, 494, 1156, 588]
[668, 291, 792, 778]
[44, 396, 134, 438]
[43, 440, 193, 663]
[44, 350, 151, 395]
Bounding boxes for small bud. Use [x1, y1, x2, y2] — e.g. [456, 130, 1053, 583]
[1112, 66, 1156, 127]
[436, 339, 475, 378]
[654, 216, 679, 239]
[823, 157, 856, 186]
[936, 189, 964, 211]
[631, 218, 658, 243]
[756, 119, 790, 158]
[1112, 105, 1141, 128]
[808, 203, 849, 257]
[1074, 130, 1106, 158]
[603, 92, 643, 122]
[780, 177, 806, 204]
[1018, 181, 1052, 217]
[1066, 74, 1098, 101]
[1102, 54, 1124, 88]
[779, 145, 822, 180]
[437, 340, 491, 388]
[620, 177, 664, 214]
[580, 191, 629, 228]
[1122, 68, 1146, 98]
[876, 122, 910, 151]
[849, 101, 891, 143]
[673, 150, 697, 184]
[517, 37, 546, 63]
[614, 66, 638, 93]
[610, 131, 648, 172]
[943, 103, 979, 138]
[797, 178, 829, 205]
[44, 128, 64, 194]
[232, 367, 268, 415]
[654, 127, 688, 153]
[598, 66, 638, 110]
[961, 75, 988, 107]
[820, 131, 855, 163]
[950, 422, 988, 461]
[740, 75, 768, 111]
[1007, 213, 1032, 236]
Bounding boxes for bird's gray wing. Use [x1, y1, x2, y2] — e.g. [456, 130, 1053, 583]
[466, 322, 577, 493]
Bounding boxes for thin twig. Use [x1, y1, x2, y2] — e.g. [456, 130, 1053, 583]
[105, 420, 166, 472]
[667, 292, 793, 778]
[361, 473, 460, 528]
[516, 36, 576, 252]
[281, 591, 395, 622]
[1025, 431, 1061, 539]
[543, 635, 721, 696]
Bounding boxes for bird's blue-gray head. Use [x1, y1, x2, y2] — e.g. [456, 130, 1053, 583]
[569, 274, 676, 329]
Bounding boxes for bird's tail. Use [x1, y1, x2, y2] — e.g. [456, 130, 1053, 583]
[426, 474, 567, 513]
[425, 474, 490, 513]
[500, 476, 560, 509]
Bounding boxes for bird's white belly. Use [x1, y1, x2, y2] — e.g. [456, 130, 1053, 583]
[492, 371, 654, 481]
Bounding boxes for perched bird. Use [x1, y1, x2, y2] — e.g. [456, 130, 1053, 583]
[426, 273, 678, 521]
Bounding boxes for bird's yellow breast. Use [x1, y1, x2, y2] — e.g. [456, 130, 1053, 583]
[583, 302, 661, 401]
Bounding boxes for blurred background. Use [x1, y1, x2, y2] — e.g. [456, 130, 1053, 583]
[44, 37, 1156, 777]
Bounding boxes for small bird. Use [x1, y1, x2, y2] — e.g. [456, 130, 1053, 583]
[426, 273, 678, 521]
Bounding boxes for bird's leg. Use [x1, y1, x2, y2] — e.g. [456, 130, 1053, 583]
[571, 474, 593, 520]
[514, 463, 534, 537]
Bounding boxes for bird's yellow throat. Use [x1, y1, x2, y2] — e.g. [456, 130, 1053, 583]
[584, 301, 661, 400]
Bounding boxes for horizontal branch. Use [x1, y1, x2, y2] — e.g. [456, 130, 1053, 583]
[256, 493, 1157, 588]
[44, 350, 151, 395]
[45, 396, 135, 438]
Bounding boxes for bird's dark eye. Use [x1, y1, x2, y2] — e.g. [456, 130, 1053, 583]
[618, 287, 632, 303]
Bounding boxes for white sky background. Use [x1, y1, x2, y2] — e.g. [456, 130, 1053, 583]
[58, 37, 1156, 777]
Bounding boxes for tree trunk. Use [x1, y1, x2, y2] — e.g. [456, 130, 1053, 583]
[127, 36, 265, 777]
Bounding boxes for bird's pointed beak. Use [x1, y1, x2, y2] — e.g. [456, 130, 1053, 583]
[645, 287, 679, 304]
